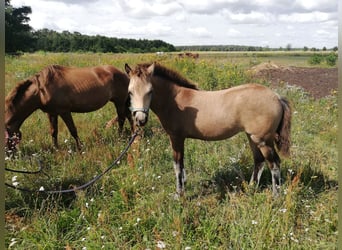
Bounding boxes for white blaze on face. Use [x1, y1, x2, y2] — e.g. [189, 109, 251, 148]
[128, 76, 153, 127]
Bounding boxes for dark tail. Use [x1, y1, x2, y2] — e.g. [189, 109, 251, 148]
[275, 97, 292, 157]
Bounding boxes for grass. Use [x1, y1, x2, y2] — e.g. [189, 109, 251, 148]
[5, 52, 337, 249]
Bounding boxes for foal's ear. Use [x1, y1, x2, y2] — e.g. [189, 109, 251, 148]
[125, 63, 132, 75]
[147, 62, 155, 76]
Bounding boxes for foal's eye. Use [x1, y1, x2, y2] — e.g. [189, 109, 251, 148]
[128, 91, 132, 96]
[148, 90, 153, 96]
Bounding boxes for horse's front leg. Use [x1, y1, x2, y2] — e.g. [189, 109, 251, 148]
[60, 112, 82, 150]
[47, 113, 59, 148]
[170, 136, 186, 197]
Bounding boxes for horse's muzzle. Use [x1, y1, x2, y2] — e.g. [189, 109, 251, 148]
[130, 107, 149, 127]
[133, 111, 148, 127]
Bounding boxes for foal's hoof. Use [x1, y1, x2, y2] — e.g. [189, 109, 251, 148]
[173, 191, 185, 200]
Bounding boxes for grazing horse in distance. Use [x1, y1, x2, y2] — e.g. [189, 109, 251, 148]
[125, 62, 291, 197]
[5, 64, 133, 151]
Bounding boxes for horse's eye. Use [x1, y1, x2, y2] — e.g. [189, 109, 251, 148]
[148, 90, 153, 96]
[128, 91, 132, 96]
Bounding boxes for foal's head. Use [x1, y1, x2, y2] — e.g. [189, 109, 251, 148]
[125, 63, 155, 127]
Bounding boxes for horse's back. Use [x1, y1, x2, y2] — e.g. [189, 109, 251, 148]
[36, 65, 126, 112]
[224, 84, 283, 137]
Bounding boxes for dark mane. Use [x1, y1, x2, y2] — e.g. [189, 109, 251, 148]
[5, 79, 33, 109]
[136, 63, 198, 90]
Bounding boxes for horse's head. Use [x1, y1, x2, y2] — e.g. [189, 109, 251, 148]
[125, 63, 155, 127]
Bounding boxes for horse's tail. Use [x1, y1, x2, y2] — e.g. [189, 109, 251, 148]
[275, 97, 292, 157]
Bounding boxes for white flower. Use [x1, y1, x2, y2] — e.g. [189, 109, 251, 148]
[156, 240, 166, 249]
[9, 238, 17, 248]
[11, 176, 18, 182]
[136, 218, 141, 223]
[251, 220, 258, 225]
[39, 186, 45, 191]
[85, 202, 89, 208]
[185, 247, 192, 250]
[12, 182, 19, 187]
[279, 208, 287, 213]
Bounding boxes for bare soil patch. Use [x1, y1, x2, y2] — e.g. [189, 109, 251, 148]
[251, 63, 338, 99]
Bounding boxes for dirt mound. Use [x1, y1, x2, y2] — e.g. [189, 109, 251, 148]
[252, 63, 338, 99]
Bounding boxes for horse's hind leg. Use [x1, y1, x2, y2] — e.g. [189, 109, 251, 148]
[246, 134, 265, 187]
[250, 135, 281, 197]
[60, 112, 82, 150]
[48, 113, 59, 148]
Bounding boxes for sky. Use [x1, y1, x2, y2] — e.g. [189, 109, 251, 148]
[11, 0, 338, 48]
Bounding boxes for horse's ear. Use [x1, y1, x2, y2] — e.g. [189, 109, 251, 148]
[125, 63, 132, 75]
[147, 62, 155, 76]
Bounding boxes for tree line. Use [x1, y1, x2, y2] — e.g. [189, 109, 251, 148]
[5, 0, 176, 53]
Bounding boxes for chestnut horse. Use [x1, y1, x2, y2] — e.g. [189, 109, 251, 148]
[125, 62, 291, 197]
[5, 65, 133, 151]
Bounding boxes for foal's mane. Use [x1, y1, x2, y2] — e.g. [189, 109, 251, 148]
[136, 63, 198, 90]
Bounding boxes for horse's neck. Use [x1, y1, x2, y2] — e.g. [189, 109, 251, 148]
[150, 81, 188, 120]
[5, 97, 40, 132]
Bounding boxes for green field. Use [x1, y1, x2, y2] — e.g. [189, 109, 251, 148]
[5, 52, 337, 249]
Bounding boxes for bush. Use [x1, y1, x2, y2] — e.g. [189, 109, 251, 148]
[325, 53, 337, 66]
[308, 54, 323, 65]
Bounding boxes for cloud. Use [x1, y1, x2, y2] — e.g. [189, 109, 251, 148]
[187, 27, 212, 37]
[223, 10, 275, 24]
[117, 0, 182, 19]
[278, 11, 337, 23]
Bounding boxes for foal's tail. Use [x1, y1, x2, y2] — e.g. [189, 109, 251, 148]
[275, 97, 292, 157]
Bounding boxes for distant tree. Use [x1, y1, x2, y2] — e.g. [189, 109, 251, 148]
[303, 46, 308, 51]
[333, 46, 338, 52]
[5, 0, 35, 53]
[322, 46, 327, 51]
[286, 43, 292, 51]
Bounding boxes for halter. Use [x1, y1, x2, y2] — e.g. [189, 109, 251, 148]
[129, 107, 149, 114]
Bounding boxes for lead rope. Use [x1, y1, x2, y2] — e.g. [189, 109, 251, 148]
[5, 131, 139, 194]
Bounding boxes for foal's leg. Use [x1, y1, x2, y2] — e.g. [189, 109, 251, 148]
[47, 113, 59, 148]
[170, 136, 186, 197]
[246, 134, 265, 186]
[250, 135, 281, 196]
[60, 112, 82, 150]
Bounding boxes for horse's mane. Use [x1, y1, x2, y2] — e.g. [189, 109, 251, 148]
[136, 63, 198, 90]
[5, 79, 33, 109]
[5, 65, 65, 110]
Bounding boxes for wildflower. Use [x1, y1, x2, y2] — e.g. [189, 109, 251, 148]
[136, 218, 141, 223]
[156, 240, 166, 249]
[64, 139, 68, 143]
[90, 198, 94, 202]
[85, 202, 89, 208]
[279, 208, 287, 213]
[81, 238, 86, 241]
[12, 182, 19, 187]
[251, 220, 258, 225]
[39, 186, 45, 191]
[12, 176, 18, 182]
[185, 247, 191, 250]
[9, 238, 17, 248]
